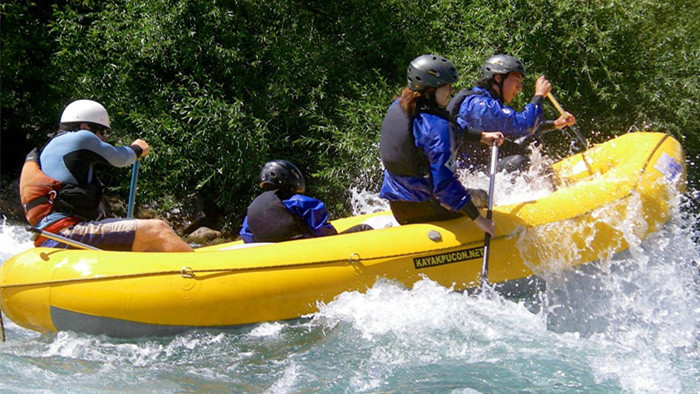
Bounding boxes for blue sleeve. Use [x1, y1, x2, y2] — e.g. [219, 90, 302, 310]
[413, 114, 470, 211]
[40, 130, 138, 184]
[456, 95, 543, 137]
[239, 216, 255, 243]
[75, 130, 138, 167]
[283, 195, 338, 237]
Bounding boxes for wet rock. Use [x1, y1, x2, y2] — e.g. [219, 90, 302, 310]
[186, 226, 223, 244]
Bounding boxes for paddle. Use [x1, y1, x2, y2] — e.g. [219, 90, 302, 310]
[28, 227, 101, 250]
[126, 160, 140, 218]
[480, 141, 499, 289]
[545, 92, 588, 149]
[0, 306, 5, 342]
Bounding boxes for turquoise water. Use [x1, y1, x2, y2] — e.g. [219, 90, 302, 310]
[1, 177, 698, 392]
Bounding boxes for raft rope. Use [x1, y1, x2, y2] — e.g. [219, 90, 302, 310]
[0, 238, 501, 290]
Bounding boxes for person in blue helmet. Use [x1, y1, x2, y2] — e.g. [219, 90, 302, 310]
[239, 160, 371, 243]
[447, 54, 576, 170]
[378, 54, 503, 235]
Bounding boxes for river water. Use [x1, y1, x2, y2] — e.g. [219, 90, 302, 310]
[1, 158, 698, 393]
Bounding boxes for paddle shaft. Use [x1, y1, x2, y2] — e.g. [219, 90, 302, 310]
[545, 92, 588, 149]
[126, 160, 140, 218]
[0, 308, 5, 342]
[480, 142, 499, 287]
[29, 227, 102, 250]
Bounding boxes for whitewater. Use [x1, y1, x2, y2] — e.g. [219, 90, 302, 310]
[1, 148, 698, 393]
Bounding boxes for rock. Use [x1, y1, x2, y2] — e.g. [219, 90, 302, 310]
[0, 177, 24, 222]
[186, 226, 223, 243]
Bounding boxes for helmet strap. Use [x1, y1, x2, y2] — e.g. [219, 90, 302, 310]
[492, 73, 506, 102]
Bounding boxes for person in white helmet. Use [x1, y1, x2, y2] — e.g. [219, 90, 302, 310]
[19, 99, 193, 252]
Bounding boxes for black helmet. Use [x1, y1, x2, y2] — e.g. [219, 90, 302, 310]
[407, 54, 459, 91]
[259, 160, 305, 193]
[482, 54, 527, 79]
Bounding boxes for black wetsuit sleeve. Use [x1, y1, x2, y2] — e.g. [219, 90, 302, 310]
[460, 200, 480, 220]
[539, 120, 556, 132]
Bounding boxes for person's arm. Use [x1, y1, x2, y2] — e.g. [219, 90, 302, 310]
[239, 216, 255, 243]
[416, 116, 494, 235]
[458, 95, 543, 137]
[537, 111, 577, 132]
[78, 130, 139, 167]
[285, 195, 338, 237]
[415, 115, 476, 213]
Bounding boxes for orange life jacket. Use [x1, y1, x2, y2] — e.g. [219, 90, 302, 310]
[19, 149, 63, 226]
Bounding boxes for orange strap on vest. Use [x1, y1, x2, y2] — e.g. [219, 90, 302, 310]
[19, 158, 63, 226]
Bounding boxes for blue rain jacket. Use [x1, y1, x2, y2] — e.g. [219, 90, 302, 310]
[454, 86, 544, 137]
[379, 101, 471, 212]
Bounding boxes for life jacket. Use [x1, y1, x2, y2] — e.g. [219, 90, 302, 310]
[446, 88, 480, 119]
[246, 189, 312, 242]
[379, 98, 453, 177]
[19, 146, 103, 227]
[19, 148, 63, 226]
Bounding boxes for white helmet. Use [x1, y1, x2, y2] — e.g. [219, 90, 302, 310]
[60, 99, 111, 129]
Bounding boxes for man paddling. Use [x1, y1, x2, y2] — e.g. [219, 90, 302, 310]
[447, 54, 576, 170]
[19, 99, 193, 252]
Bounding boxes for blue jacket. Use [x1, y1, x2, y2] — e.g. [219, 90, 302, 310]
[454, 86, 544, 137]
[239, 192, 337, 243]
[379, 101, 472, 212]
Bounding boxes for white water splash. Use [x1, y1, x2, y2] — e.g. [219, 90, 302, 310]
[0, 216, 33, 260]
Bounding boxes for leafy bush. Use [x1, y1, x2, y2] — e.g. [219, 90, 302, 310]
[2, 0, 697, 230]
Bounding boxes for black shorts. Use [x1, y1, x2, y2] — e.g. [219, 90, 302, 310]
[389, 199, 464, 225]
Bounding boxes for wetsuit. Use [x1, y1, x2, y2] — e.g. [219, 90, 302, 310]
[29, 130, 141, 249]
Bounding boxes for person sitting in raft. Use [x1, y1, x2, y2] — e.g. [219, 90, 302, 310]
[446, 54, 576, 171]
[378, 54, 503, 234]
[239, 160, 371, 243]
[19, 99, 193, 252]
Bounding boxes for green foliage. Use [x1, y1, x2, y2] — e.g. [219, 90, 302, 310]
[2, 0, 698, 228]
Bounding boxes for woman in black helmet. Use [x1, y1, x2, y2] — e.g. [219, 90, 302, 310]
[378, 54, 501, 235]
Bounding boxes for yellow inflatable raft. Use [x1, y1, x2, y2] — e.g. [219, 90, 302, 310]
[0, 132, 686, 337]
